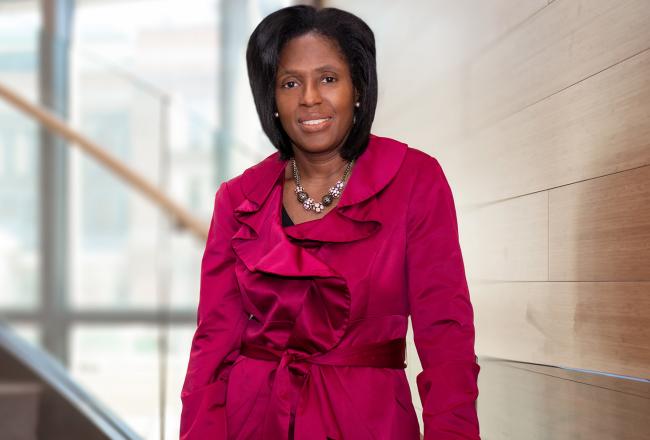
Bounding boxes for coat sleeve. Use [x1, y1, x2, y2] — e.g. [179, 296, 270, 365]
[180, 181, 247, 440]
[406, 155, 480, 440]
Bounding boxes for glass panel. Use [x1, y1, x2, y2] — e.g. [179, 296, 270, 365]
[169, 231, 202, 310]
[69, 64, 164, 308]
[0, 1, 41, 310]
[74, 0, 220, 122]
[164, 325, 194, 439]
[69, 324, 161, 438]
[70, 0, 222, 310]
[69, 163, 166, 309]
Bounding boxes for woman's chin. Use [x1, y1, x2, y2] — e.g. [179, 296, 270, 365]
[292, 133, 343, 154]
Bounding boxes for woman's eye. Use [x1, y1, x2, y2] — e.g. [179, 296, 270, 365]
[322, 76, 336, 83]
[282, 81, 298, 89]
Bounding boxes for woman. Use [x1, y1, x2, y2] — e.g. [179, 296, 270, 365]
[180, 5, 480, 440]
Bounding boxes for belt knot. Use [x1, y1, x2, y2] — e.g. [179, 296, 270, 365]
[279, 349, 309, 377]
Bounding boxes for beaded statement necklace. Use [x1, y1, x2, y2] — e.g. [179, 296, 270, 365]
[291, 158, 354, 214]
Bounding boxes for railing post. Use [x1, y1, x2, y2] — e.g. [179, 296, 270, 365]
[155, 95, 173, 440]
[38, 0, 75, 365]
[216, 0, 249, 184]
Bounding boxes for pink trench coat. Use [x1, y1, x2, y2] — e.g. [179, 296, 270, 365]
[180, 134, 480, 440]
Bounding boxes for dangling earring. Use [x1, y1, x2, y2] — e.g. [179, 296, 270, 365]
[274, 111, 279, 118]
[355, 101, 360, 108]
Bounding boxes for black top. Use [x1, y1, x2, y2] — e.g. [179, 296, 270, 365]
[281, 204, 295, 227]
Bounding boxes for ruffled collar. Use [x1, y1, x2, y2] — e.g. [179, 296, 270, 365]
[235, 133, 407, 215]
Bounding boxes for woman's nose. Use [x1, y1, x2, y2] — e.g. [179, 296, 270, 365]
[301, 81, 322, 106]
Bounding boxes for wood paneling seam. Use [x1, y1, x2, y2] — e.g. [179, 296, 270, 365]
[475, 45, 650, 134]
[506, 364, 650, 399]
[460, 163, 650, 210]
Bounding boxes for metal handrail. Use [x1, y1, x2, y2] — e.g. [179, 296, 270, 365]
[0, 322, 143, 439]
[0, 80, 209, 241]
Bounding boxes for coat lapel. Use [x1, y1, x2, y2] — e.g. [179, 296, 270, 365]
[230, 134, 407, 347]
[231, 133, 407, 247]
[283, 134, 407, 242]
[231, 160, 351, 356]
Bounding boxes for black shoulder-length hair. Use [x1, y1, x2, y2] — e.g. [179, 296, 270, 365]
[246, 5, 377, 161]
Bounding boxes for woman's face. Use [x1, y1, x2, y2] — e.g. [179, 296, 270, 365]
[275, 32, 357, 156]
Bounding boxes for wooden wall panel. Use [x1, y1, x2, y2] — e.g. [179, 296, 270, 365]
[453, 48, 650, 205]
[468, 0, 650, 131]
[327, 0, 549, 149]
[460, 192, 548, 282]
[477, 359, 650, 440]
[472, 282, 650, 378]
[549, 165, 650, 281]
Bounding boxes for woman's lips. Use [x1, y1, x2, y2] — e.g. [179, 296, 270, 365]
[298, 117, 333, 133]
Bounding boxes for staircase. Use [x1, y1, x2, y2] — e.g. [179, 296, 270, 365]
[0, 322, 141, 440]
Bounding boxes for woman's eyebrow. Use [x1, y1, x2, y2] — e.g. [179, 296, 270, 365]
[314, 64, 340, 72]
[277, 64, 341, 76]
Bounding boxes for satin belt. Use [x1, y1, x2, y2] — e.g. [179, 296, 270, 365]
[239, 338, 407, 440]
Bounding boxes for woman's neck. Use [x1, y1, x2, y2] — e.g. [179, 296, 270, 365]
[290, 148, 348, 183]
